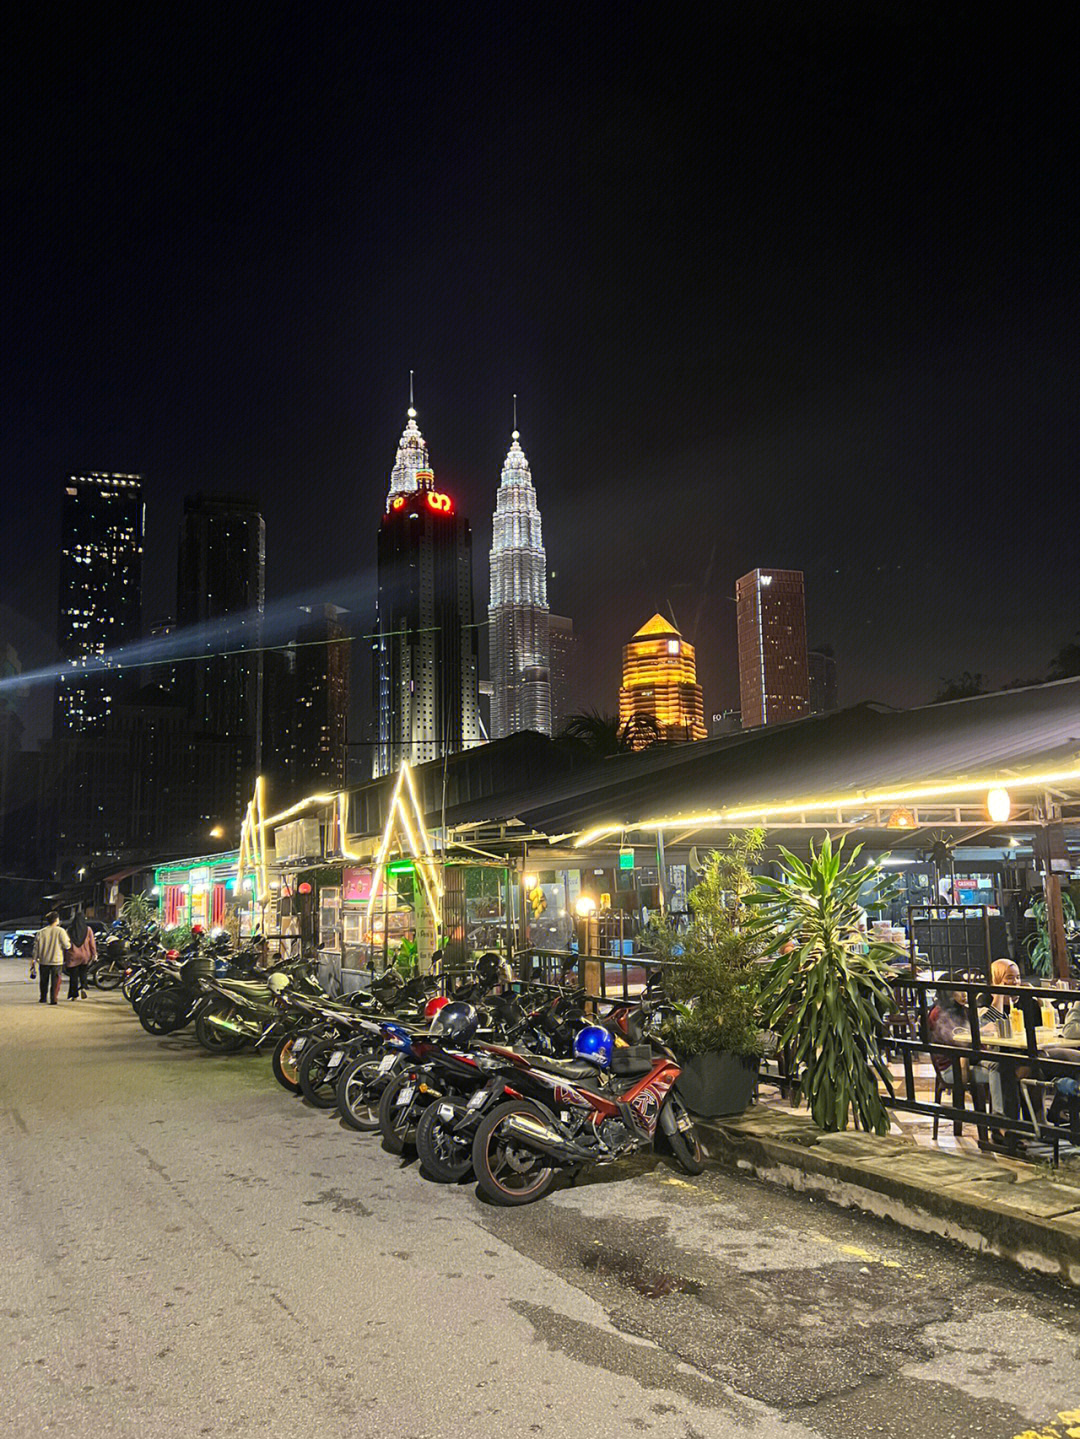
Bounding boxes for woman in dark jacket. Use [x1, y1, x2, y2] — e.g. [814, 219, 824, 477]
[65, 910, 97, 999]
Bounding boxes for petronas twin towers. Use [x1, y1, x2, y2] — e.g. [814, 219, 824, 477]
[373, 397, 550, 778]
[488, 423, 551, 739]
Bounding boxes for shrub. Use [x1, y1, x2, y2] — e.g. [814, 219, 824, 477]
[645, 830, 768, 1059]
[747, 835, 903, 1134]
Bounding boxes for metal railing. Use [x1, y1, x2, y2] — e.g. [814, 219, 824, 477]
[514, 947, 669, 1003]
[883, 976, 1080, 1162]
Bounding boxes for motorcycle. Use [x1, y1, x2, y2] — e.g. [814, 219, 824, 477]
[193, 962, 322, 1052]
[466, 1034, 704, 1206]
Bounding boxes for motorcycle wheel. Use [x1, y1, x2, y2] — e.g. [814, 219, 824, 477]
[416, 1102, 474, 1183]
[336, 1057, 385, 1132]
[377, 1072, 420, 1153]
[194, 1001, 246, 1053]
[471, 1100, 557, 1207]
[271, 1033, 302, 1093]
[93, 964, 124, 991]
[298, 1037, 344, 1109]
[663, 1095, 706, 1175]
[137, 990, 182, 1035]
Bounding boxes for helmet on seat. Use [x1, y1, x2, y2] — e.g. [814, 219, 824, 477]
[430, 1001, 479, 1043]
[267, 971, 291, 994]
[424, 995, 450, 1021]
[573, 1025, 614, 1069]
[475, 952, 502, 985]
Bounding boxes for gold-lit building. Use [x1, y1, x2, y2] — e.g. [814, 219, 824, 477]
[618, 614, 707, 745]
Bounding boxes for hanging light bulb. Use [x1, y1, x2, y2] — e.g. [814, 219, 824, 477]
[986, 787, 1011, 824]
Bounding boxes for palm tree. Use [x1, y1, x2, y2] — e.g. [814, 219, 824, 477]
[555, 709, 662, 757]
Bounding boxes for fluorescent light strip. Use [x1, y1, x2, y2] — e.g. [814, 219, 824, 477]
[573, 765, 1080, 847]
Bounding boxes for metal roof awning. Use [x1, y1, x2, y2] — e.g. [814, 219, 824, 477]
[451, 680, 1080, 845]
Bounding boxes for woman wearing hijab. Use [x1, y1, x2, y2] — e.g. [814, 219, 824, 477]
[65, 909, 97, 999]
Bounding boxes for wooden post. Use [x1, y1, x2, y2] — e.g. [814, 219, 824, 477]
[1035, 819, 1071, 982]
[1044, 871, 1070, 982]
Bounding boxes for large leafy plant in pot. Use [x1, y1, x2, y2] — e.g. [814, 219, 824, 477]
[746, 836, 903, 1135]
[646, 830, 767, 1117]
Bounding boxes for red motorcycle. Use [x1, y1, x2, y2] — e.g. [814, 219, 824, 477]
[470, 1039, 705, 1206]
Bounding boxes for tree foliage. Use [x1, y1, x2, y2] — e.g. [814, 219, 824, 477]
[121, 891, 156, 930]
[555, 709, 662, 757]
[934, 671, 986, 702]
[746, 835, 904, 1135]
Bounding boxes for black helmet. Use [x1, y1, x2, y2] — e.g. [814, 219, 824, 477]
[476, 952, 502, 984]
[430, 1001, 479, 1043]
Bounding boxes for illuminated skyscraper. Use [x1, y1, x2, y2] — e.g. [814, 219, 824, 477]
[374, 404, 481, 776]
[618, 614, 707, 744]
[55, 473, 144, 733]
[488, 417, 551, 738]
[736, 568, 810, 727]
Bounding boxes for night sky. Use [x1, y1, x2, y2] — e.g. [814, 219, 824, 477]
[4, 4, 1079, 748]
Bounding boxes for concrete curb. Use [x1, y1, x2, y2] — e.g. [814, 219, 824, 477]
[697, 1110, 1080, 1288]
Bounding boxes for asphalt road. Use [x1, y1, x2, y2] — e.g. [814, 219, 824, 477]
[2, 974, 1078, 1439]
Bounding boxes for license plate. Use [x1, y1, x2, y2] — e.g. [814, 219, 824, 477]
[466, 1089, 487, 1110]
[293, 1038, 307, 1054]
[327, 1050, 344, 1069]
[396, 1085, 415, 1106]
[438, 1104, 455, 1123]
[377, 1054, 395, 1075]
[676, 1113, 694, 1132]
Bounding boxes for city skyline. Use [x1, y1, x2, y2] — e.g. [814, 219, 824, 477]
[4, 9, 1077, 753]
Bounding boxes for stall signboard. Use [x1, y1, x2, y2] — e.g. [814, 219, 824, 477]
[416, 906, 437, 973]
[343, 868, 374, 905]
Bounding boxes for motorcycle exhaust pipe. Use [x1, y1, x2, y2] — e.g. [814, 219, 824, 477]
[205, 1012, 262, 1038]
[502, 1113, 592, 1165]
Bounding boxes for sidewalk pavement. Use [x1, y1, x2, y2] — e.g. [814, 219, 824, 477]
[698, 1106, 1080, 1288]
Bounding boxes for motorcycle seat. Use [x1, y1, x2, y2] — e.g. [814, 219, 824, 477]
[528, 1057, 598, 1081]
[215, 979, 269, 993]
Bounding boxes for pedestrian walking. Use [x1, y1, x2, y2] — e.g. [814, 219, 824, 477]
[31, 911, 71, 1005]
[65, 909, 96, 999]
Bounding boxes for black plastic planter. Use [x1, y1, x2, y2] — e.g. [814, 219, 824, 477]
[675, 1051, 759, 1118]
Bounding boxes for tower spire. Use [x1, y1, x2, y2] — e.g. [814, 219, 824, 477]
[408, 370, 415, 419]
[512, 393, 518, 439]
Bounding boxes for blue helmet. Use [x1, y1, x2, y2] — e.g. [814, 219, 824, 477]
[573, 1025, 614, 1069]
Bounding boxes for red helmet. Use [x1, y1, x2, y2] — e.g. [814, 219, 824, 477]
[191, 924, 205, 935]
[166, 949, 180, 959]
[424, 995, 450, 1021]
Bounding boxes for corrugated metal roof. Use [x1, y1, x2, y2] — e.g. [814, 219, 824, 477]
[444, 679, 1080, 835]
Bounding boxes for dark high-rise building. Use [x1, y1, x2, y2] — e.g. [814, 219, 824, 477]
[548, 614, 578, 734]
[808, 645, 839, 715]
[177, 495, 265, 818]
[45, 685, 238, 872]
[374, 406, 481, 777]
[1, 644, 23, 862]
[736, 568, 810, 728]
[266, 605, 350, 804]
[55, 473, 144, 733]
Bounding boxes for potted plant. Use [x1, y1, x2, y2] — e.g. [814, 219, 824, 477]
[1023, 892, 1077, 977]
[645, 830, 768, 1117]
[746, 835, 903, 1135]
